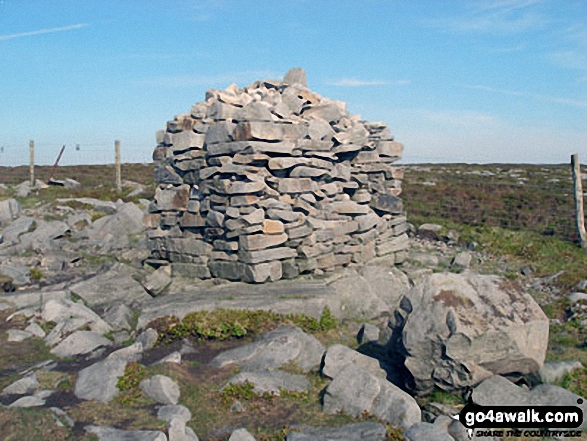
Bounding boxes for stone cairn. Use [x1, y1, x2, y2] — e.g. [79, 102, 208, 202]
[146, 68, 409, 283]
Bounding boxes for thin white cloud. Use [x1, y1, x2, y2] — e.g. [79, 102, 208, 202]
[466, 84, 587, 108]
[419, 109, 498, 126]
[476, 0, 542, 13]
[132, 71, 282, 88]
[0, 23, 89, 42]
[549, 50, 587, 71]
[422, 0, 547, 34]
[490, 43, 527, 53]
[327, 78, 409, 87]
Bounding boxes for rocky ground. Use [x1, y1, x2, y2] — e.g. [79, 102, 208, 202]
[0, 166, 587, 440]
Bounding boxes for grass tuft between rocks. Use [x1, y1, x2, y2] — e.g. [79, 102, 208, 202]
[149, 307, 339, 344]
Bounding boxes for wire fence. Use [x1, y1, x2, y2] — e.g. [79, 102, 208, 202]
[402, 163, 585, 244]
[0, 142, 151, 167]
[0, 140, 154, 188]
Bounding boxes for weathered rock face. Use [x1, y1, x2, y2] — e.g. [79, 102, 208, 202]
[147, 68, 408, 283]
[393, 271, 549, 394]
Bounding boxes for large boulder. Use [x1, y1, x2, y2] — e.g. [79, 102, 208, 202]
[18, 220, 70, 252]
[210, 326, 325, 373]
[70, 263, 152, 308]
[322, 363, 421, 430]
[396, 272, 548, 394]
[0, 199, 21, 225]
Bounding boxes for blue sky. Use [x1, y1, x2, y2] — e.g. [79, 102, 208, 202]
[0, 0, 585, 165]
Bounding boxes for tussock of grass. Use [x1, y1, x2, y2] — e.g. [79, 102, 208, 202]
[150, 307, 339, 344]
[410, 215, 587, 293]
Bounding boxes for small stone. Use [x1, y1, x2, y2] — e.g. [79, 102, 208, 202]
[7, 329, 32, 342]
[278, 178, 318, 194]
[283, 67, 307, 87]
[451, 251, 472, 270]
[2, 374, 39, 395]
[239, 233, 288, 251]
[9, 395, 46, 408]
[139, 375, 180, 405]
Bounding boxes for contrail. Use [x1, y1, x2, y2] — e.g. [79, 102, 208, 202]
[0, 23, 89, 41]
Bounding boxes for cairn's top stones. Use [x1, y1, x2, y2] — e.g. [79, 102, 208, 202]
[147, 68, 408, 283]
[283, 67, 308, 87]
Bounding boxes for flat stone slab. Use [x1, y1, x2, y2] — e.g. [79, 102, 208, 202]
[9, 395, 46, 408]
[70, 264, 152, 308]
[50, 330, 112, 358]
[210, 326, 325, 373]
[85, 426, 167, 441]
[224, 370, 310, 396]
[286, 422, 388, 441]
[137, 279, 335, 328]
[139, 375, 180, 405]
[2, 374, 39, 395]
[74, 359, 127, 403]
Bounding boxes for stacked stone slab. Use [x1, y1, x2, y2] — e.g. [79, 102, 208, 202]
[146, 68, 409, 283]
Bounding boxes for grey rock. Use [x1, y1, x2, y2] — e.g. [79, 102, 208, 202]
[451, 251, 472, 269]
[0, 263, 31, 286]
[400, 272, 549, 393]
[239, 233, 288, 251]
[568, 292, 587, 303]
[2, 289, 67, 309]
[527, 384, 587, 429]
[539, 360, 583, 384]
[0, 199, 21, 224]
[283, 67, 307, 87]
[471, 375, 530, 406]
[42, 298, 111, 335]
[238, 247, 297, 264]
[18, 220, 70, 251]
[103, 303, 134, 331]
[224, 370, 309, 396]
[85, 426, 168, 441]
[7, 329, 32, 342]
[50, 407, 75, 428]
[140, 375, 180, 405]
[2, 374, 39, 395]
[417, 223, 443, 241]
[108, 342, 144, 363]
[143, 265, 172, 296]
[9, 395, 46, 408]
[321, 344, 385, 379]
[228, 429, 255, 441]
[0, 216, 35, 244]
[404, 423, 455, 441]
[50, 330, 111, 358]
[24, 322, 45, 338]
[137, 328, 159, 350]
[70, 264, 152, 308]
[211, 326, 325, 373]
[242, 261, 282, 283]
[323, 364, 420, 430]
[157, 404, 191, 423]
[369, 193, 403, 214]
[286, 423, 387, 441]
[88, 202, 145, 245]
[74, 359, 128, 403]
[153, 351, 182, 365]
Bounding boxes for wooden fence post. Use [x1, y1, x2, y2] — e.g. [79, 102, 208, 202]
[571, 153, 587, 249]
[115, 140, 122, 192]
[29, 140, 34, 186]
